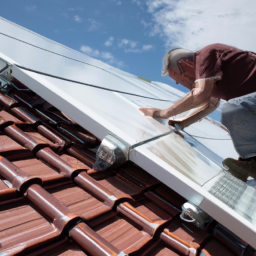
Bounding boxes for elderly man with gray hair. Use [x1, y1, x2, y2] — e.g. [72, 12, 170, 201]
[139, 43, 256, 182]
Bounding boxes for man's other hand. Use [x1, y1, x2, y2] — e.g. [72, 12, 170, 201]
[139, 108, 162, 117]
[168, 119, 184, 130]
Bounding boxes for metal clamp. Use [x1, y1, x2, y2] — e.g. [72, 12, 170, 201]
[180, 210, 196, 223]
[94, 133, 130, 171]
[180, 202, 212, 229]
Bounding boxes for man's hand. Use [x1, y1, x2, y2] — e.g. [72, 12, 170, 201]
[168, 120, 184, 130]
[168, 120, 184, 138]
[139, 108, 164, 118]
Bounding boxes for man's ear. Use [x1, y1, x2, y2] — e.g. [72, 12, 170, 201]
[179, 60, 195, 78]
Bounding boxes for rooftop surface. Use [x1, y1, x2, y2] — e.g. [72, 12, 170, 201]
[0, 84, 253, 256]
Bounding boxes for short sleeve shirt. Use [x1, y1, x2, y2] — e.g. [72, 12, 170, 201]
[194, 43, 256, 101]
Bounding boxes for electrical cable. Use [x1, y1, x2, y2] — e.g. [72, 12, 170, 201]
[0, 31, 142, 87]
[0, 31, 174, 102]
[15, 64, 172, 102]
[182, 129, 231, 140]
[0, 32, 120, 75]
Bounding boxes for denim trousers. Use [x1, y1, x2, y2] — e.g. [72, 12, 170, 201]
[221, 95, 256, 159]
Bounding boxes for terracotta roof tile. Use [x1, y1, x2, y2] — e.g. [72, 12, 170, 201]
[0, 84, 253, 255]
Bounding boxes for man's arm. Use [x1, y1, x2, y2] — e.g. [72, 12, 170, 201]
[139, 78, 216, 118]
[169, 97, 220, 129]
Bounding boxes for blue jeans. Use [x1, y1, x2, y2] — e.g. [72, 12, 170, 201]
[221, 96, 256, 159]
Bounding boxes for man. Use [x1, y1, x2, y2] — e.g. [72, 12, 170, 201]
[139, 44, 256, 182]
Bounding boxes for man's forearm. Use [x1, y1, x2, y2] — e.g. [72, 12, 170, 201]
[182, 97, 220, 128]
[162, 91, 208, 118]
[161, 78, 216, 118]
[142, 79, 216, 119]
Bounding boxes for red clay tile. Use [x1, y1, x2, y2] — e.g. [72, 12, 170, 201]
[0, 84, 253, 256]
[97, 175, 140, 197]
[0, 110, 23, 123]
[140, 240, 181, 256]
[12, 158, 66, 186]
[30, 238, 88, 256]
[49, 183, 111, 221]
[0, 203, 54, 251]
[131, 196, 174, 222]
[0, 179, 9, 190]
[94, 215, 151, 252]
[164, 216, 209, 249]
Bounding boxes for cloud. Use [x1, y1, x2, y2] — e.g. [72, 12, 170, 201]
[80, 45, 124, 68]
[146, 0, 256, 52]
[80, 46, 100, 57]
[88, 18, 101, 31]
[68, 7, 83, 11]
[101, 52, 114, 60]
[74, 15, 82, 22]
[62, 12, 69, 18]
[104, 37, 114, 47]
[118, 39, 154, 53]
[132, 0, 142, 6]
[25, 5, 37, 12]
[141, 20, 151, 27]
[132, 0, 145, 9]
[142, 44, 153, 50]
[119, 39, 138, 48]
[109, 59, 124, 68]
[111, 0, 122, 5]
[124, 49, 141, 53]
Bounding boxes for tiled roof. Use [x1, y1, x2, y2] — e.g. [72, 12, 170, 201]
[0, 83, 254, 255]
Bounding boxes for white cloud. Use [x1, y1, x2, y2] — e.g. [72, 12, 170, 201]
[132, 0, 145, 9]
[104, 37, 114, 47]
[80, 45, 124, 68]
[118, 39, 154, 53]
[80, 46, 100, 57]
[119, 39, 138, 48]
[111, 0, 122, 5]
[125, 49, 141, 53]
[68, 7, 83, 11]
[125, 45, 154, 53]
[101, 52, 114, 60]
[146, 0, 256, 52]
[62, 12, 69, 18]
[142, 44, 153, 50]
[74, 15, 82, 22]
[141, 20, 151, 27]
[25, 5, 37, 12]
[88, 18, 101, 31]
[132, 0, 142, 6]
[109, 59, 124, 68]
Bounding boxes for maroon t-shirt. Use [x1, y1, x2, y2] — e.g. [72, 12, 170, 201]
[194, 43, 256, 101]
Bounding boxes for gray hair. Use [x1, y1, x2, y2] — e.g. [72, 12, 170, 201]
[162, 48, 194, 77]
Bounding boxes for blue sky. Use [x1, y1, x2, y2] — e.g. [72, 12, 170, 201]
[1, 0, 255, 121]
[0, 0, 178, 89]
